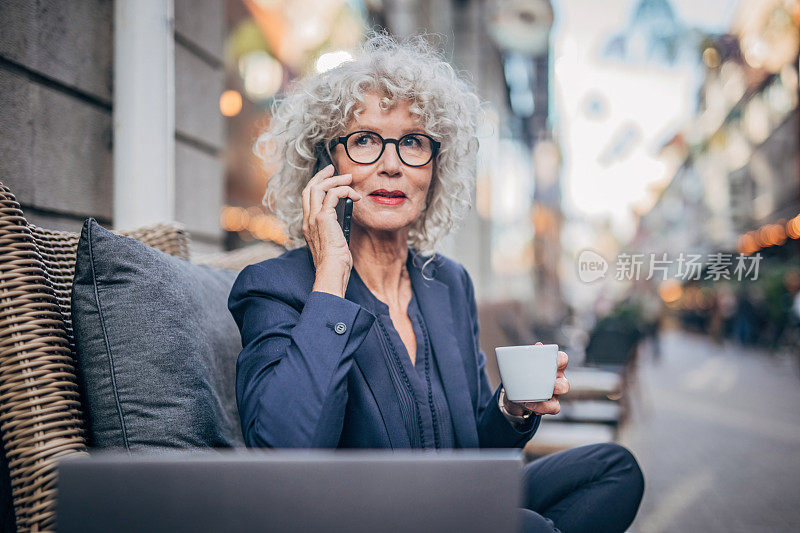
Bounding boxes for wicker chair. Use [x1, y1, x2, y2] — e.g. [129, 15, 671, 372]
[0, 182, 268, 532]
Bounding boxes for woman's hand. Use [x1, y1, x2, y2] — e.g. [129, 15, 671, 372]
[302, 164, 363, 297]
[503, 342, 569, 416]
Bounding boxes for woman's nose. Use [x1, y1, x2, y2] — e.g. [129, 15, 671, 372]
[378, 143, 402, 175]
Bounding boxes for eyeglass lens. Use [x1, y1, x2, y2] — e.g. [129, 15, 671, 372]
[346, 132, 434, 166]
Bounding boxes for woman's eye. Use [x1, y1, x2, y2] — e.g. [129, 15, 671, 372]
[402, 136, 422, 147]
[355, 134, 379, 145]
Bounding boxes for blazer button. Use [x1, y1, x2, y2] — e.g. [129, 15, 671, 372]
[334, 322, 347, 335]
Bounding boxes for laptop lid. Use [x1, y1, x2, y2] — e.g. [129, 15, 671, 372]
[57, 449, 523, 533]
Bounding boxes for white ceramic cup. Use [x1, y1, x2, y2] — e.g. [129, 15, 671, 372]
[495, 344, 558, 403]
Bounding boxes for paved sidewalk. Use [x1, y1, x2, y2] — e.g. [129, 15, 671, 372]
[618, 329, 800, 533]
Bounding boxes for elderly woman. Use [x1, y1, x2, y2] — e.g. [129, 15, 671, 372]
[228, 33, 644, 533]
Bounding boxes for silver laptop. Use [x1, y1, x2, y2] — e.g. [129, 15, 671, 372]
[57, 449, 523, 533]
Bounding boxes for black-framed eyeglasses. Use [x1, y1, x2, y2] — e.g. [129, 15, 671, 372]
[332, 130, 441, 167]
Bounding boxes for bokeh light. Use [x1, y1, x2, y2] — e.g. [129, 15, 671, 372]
[238, 50, 283, 100]
[315, 50, 353, 73]
[219, 90, 243, 117]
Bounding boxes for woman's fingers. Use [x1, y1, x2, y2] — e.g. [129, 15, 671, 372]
[554, 376, 569, 395]
[303, 164, 335, 216]
[300, 163, 356, 282]
[523, 397, 560, 415]
[302, 184, 311, 231]
[308, 173, 354, 218]
[557, 350, 568, 370]
[310, 173, 351, 214]
[321, 185, 362, 210]
[311, 163, 336, 183]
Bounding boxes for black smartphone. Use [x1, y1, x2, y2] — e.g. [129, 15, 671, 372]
[313, 141, 353, 245]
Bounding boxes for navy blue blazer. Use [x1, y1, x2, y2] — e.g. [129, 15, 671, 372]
[228, 246, 541, 449]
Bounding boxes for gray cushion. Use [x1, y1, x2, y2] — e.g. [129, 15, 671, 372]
[71, 218, 244, 449]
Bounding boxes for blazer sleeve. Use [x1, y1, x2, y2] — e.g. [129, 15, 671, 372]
[462, 266, 542, 448]
[228, 263, 376, 448]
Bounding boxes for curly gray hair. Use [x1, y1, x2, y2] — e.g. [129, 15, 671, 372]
[254, 30, 483, 260]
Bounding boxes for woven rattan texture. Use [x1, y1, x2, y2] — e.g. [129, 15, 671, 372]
[0, 182, 190, 532]
[28, 221, 190, 359]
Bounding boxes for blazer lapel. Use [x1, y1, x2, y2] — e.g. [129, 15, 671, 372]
[408, 256, 479, 448]
[346, 282, 412, 449]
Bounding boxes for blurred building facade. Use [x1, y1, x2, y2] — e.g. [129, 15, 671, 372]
[0, 0, 226, 256]
[633, 0, 800, 266]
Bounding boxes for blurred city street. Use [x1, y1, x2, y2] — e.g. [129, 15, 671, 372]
[620, 329, 800, 532]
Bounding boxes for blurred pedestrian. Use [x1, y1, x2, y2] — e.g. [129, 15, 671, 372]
[734, 288, 755, 345]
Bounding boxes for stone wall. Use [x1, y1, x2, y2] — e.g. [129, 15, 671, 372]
[174, 0, 225, 253]
[0, 0, 226, 253]
[0, 0, 114, 231]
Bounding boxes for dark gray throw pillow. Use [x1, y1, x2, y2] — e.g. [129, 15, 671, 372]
[71, 218, 244, 450]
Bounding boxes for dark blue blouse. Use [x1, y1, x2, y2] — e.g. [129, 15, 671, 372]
[349, 267, 456, 449]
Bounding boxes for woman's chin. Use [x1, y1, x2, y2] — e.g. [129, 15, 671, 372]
[356, 215, 418, 234]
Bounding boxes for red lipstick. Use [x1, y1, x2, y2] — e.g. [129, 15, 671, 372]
[369, 189, 406, 205]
